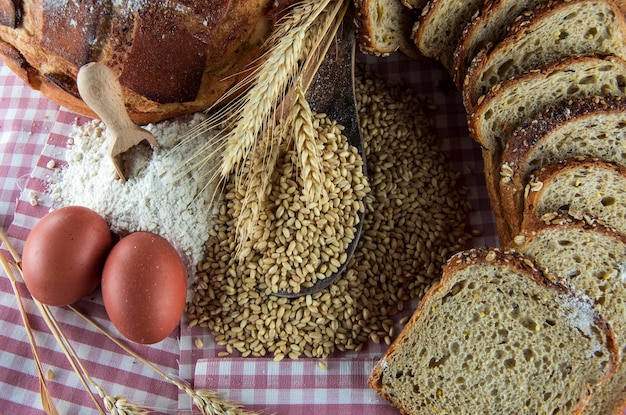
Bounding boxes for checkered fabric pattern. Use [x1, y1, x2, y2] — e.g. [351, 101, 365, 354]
[0, 49, 500, 415]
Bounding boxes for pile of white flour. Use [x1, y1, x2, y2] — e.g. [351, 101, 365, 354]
[47, 113, 220, 272]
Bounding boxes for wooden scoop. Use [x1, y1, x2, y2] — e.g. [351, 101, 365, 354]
[274, 7, 365, 299]
[76, 62, 159, 182]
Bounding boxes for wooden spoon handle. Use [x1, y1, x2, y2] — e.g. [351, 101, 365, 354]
[77, 62, 136, 136]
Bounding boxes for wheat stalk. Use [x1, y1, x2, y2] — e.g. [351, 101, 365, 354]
[0, 241, 59, 415]
[233, 125, 282, 258]
[291, 84, 328, 207]
[0, 229, 148, 415]
[219, 0, 334, 179]
[68, 306, 263, 415]
[0, 228, 263, 415]
[177, 0, 345, 193]
[38, 303, 150, 415]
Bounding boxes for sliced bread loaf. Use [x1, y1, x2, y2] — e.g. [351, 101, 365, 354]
[511, 212, 626, 415]
[452, 0, 547, 89]
[463, 0, 626, 110]
[355, 0, 422, 59]
[468, 54, 626, 243]
[499, 95, 626, 238]
[369, 247, 619, 415]
[468, 54, 626, 153]
[411, 0, 487, 73]
[523, 158, 626, 234]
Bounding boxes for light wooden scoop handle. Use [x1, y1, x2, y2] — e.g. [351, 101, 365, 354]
[76, 62, 159, 153]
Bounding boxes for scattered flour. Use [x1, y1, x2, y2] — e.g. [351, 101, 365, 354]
[47, 113, 220, 275]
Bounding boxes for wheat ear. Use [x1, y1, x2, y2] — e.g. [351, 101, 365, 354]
[229, 0, 346, 250]
[172, 0, 333, 210]
[219, 0, 333, 179]
[175, 0, 345, 210]
[291, 85, 328, 207]
[69, 306, 262, 415]
[233, 125, 283, 259]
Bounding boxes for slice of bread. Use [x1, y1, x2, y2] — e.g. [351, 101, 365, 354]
[355, 0, 422, 59]
[511, 212, 626, 415]
[523, 158, 626, 234]
[469, 54, 626, 243]
[468, 54, 626, 153]
[369, 247, 619, 415]
[499, 95, 626, 238]
[453, 0, 547, 89]
[463, 0, 626, 110]
[411, 0, 487, 73]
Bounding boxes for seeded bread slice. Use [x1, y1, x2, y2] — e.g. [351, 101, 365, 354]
[452, 0, 547, 89]
[523, 158, 626, 235]
[463, 0, 626, 110]
[499, 95, 626, 238]
[369, 247, 619, 415]
[511, 212, 626, 415]
[469, 54, 626, 154]
[354, 0, 422, 59]
[411, 0, 487, 73]
[469, 54, 626, 243]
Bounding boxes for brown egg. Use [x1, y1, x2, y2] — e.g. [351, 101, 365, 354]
[21, 206, 113, 306]
[101, 231, 187, 344]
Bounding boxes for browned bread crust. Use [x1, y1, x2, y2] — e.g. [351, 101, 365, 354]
[462, 0, 626, 111]
[0, 0, 297, 124]
[468, 54, 626, 244]
[500, 95, 626, 238]
[514, 210, 626, 246]
[452, 0, 546, 90]
[411, 0, 486, 73]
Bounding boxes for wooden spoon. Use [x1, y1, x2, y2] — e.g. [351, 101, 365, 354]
[76, 62, 159, 182]
[273, 8, 365, 299]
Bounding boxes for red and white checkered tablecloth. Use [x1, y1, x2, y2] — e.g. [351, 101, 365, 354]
[0, 50, 497, 415]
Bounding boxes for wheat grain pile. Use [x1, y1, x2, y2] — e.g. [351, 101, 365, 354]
[230, 111, 368, 295]
[186, 67, 473, 359]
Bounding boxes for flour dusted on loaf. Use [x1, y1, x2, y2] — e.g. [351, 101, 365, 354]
[48, 113, 219, 270]
[0, 0, 298, 123]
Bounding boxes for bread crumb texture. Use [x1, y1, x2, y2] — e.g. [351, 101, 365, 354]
[372, 248, 615, 414]
[515, 213, 626, 414]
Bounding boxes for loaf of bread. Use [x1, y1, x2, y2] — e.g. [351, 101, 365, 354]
[523, 158, 626, 235]
[369, 247, 619, 415]
[0, 0, 298, 124]
[463, 0, 626, 110]
[354, 0, 422, 59]
[452, 0, 546, 89]
[512, 211, 626, 415]
[499, 95, 626, 238]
